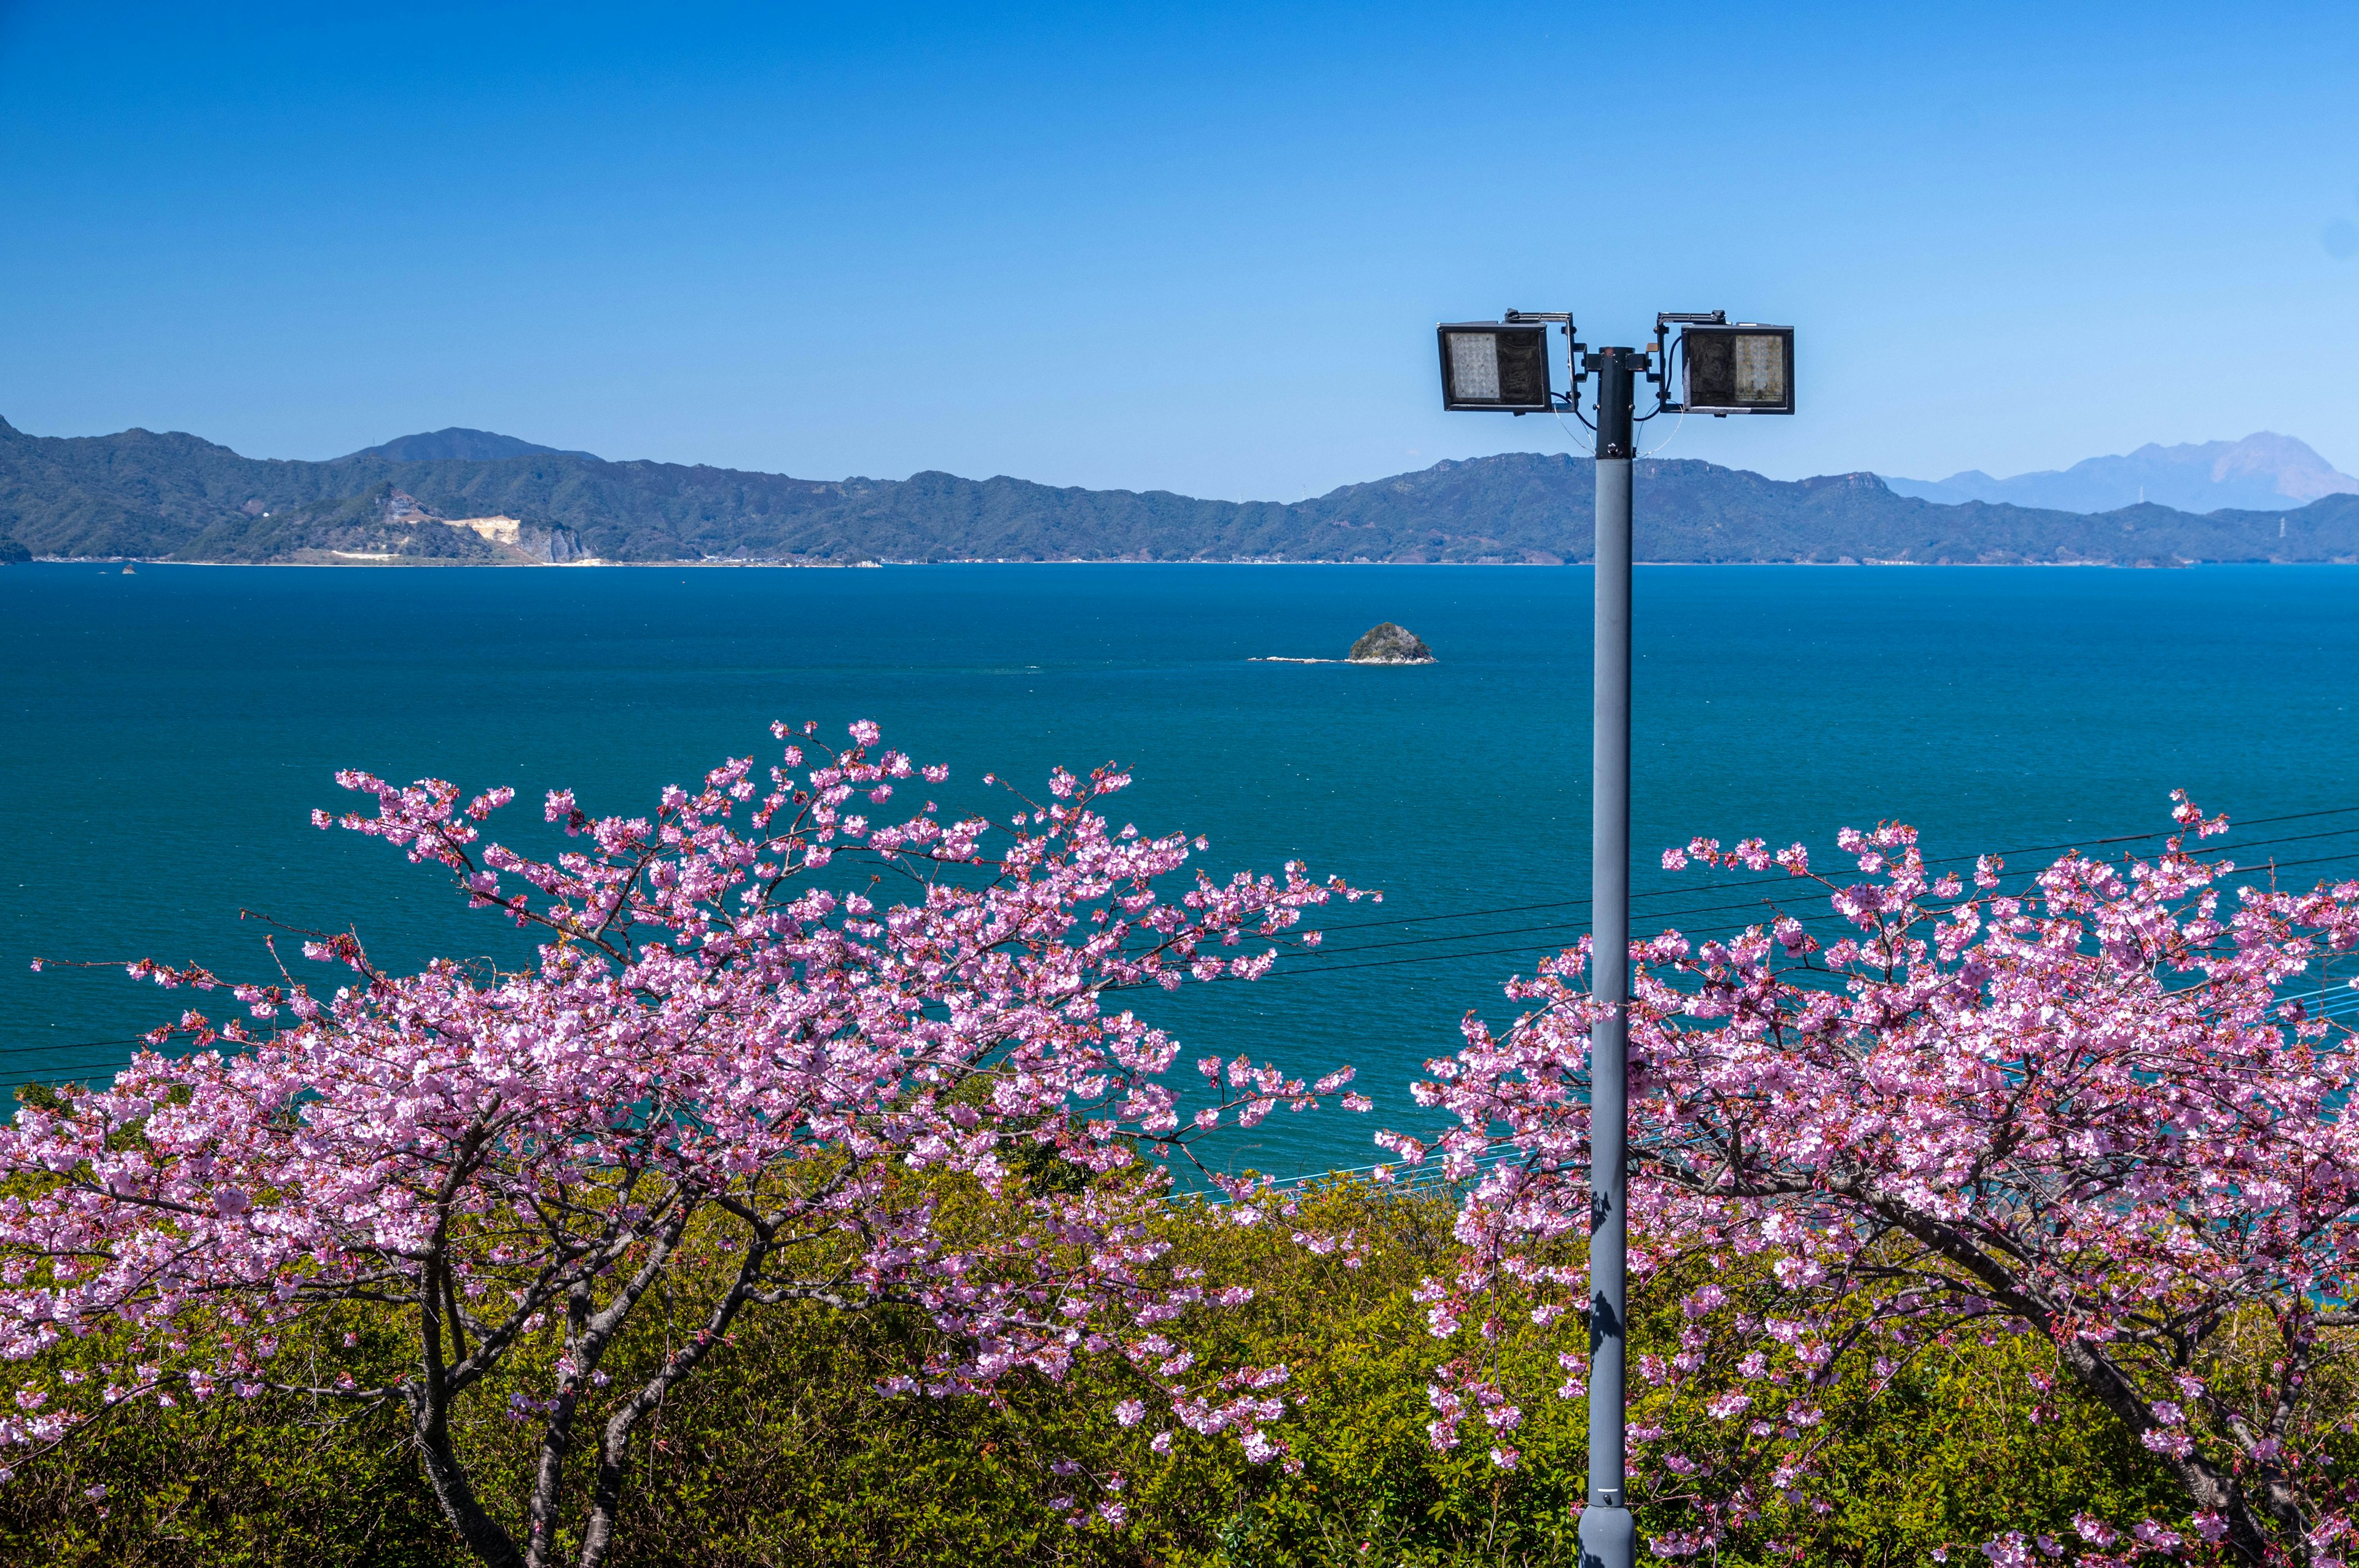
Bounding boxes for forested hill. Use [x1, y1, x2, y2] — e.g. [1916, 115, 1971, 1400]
[6, 415, 2359, 566]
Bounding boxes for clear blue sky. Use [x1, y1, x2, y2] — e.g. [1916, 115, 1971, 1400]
[4, 1, 2355, 498]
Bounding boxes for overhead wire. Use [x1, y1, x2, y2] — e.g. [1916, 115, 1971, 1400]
[1301, 852, 2359, 965]
[1267, 833, 2359, 980]
[16, 806, 2359, 1079]
[1305, 808, 2359, 938]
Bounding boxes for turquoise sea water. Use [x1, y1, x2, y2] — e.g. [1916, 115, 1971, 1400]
[5, 561, 2358, 1175]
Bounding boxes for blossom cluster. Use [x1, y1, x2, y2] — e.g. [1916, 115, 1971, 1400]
[1, 722, 1369, 1567]
[1389, 795, 2359, 1565]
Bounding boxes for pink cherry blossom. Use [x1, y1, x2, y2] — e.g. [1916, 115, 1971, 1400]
[2, 724, 1364, 1568]
[1391, 803, 2359, 1567]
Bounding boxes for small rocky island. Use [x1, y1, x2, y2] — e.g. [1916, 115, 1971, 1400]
[1347, 622, 1435, 664]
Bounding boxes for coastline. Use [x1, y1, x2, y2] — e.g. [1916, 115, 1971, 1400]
[22, 556, 2352, 569]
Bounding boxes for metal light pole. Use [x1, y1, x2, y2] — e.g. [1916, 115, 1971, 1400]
[1579, 346, 1643, 1568]
[1434, 311, 1792, 1568]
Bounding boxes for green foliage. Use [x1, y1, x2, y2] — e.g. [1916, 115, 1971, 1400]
[1798, 1334, 2182, 1566]
[0, 1316, 460, 1566]
[0, 1175, 2325, 1566]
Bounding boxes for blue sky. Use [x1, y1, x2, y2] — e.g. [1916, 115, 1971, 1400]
[4, 2, 2355, 497]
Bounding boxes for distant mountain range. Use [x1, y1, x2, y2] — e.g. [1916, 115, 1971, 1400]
[335, 427, 601, 464]
[6, 415, 2359, 568]
[1881, 432, 2359, 513]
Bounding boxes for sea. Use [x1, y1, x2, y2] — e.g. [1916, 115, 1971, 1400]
[6, 561, 2357, 1177]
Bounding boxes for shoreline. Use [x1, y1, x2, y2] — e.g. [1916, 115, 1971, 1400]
[19, 556, 2357, 570]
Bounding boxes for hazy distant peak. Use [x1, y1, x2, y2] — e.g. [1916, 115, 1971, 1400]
[335, 427, 600, 463]
[2186, 431, 2358, 503]
[1881, 433, 2358, 515]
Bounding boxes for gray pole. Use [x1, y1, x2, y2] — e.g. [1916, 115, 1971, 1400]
[1576, 347, 1641, 1568]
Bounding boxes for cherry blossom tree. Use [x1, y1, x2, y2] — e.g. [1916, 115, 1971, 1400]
[1388, 797, 2359, 1566]
[1, 722, 1371, 1568]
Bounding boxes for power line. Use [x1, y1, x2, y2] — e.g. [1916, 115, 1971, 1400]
[16, 815, 2359, 1072]
[0, 1036, 153, 1056]
[1309, 807, 2359, 936]
[15, 980, 2352, 1088]
[1292, 843, 2359, 968]
[1271, 857, 2359, 981]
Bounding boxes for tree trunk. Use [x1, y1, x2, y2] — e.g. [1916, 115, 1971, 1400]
[575, 1249, 767, 1568]
[407, 1384, 525, 1568]
[1869, 1194, 2283, 1564]
[2052, 1333, 2274, 1564]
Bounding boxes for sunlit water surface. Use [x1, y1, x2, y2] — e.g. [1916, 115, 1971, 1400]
[6, 562, 2356, 1176]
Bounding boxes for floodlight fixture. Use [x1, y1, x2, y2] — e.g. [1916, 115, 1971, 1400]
[1668, 320, 1794, 416]
[1436, 321, 1555, 412]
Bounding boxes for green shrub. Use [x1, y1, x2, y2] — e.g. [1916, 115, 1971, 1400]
[0, 1176, 2326, 1566]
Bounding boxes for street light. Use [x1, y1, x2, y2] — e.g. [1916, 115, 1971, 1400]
[1434, 305, 1794, 1568]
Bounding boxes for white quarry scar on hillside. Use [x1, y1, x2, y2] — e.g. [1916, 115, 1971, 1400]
[450, 516, 523, 545]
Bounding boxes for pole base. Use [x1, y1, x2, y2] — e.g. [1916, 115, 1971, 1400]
[1578, 1505, 1635, 1568]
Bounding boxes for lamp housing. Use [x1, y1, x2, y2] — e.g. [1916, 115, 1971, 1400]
[1678, 324, 1794, 415]
[1436, 322, 1554, 412]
